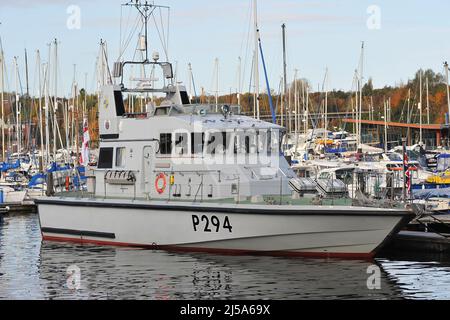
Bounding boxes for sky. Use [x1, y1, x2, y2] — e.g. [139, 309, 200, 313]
[0, 0, 449, 97]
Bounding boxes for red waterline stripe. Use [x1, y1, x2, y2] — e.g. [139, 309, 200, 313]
[42, 235, 375, 260]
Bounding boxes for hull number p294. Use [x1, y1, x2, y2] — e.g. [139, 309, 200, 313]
[192, 215, 233, 233]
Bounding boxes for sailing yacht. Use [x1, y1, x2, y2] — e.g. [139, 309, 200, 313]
[35, 1, 413, 259]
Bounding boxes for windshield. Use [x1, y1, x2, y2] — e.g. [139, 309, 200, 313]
[387, 153, 402, 161]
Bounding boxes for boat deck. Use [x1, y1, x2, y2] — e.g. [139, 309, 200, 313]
[45, 191, 401, 208]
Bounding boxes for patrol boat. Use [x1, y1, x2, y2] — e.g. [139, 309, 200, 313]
[35, 1, 413, 259]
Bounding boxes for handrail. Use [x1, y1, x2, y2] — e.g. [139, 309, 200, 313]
[193, 174, 204, 203]
[153, 169, 222, 182]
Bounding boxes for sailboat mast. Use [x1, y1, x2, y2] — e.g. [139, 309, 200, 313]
[354, 71, 359, 145]
[37, 50, 44, 170]
[294, 69, 298, 135]
[324, 67, 329, 134]
[71, 64, 76, 155]
[384, 99, 388, 152]
[370, 96, 374, 121]
[445, 62, 450, 131]
[188, 63, 193, 102]
[0, 45, 4, 161]
[253, 0, 260, 120]
[237, 57, 241, 107]
[426, 76, 430, 125]
[24, 49, 29, 98]
[305, 84, 309, 137]
[359, 42, 364, 148]
[84, 72, 87, 118]
[53, 38, 58, 159]
[288, 85, 291, 133]
[75, 80, 79, 165]
[214, 58, 219, 106]
[419, 70, 423, 143]
[24, 49, 30, 151]
[45, 42, 51, 165]
[282, 24, 287, 129]
[14, 56, 20, 155]
[388, 97, 392, 122]
[44, 63, 50, 165]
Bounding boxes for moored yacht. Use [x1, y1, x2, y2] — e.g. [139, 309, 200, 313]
[35, 1, 413, 259]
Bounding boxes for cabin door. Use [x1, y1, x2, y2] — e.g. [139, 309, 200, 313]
[143, 146, 154, 195]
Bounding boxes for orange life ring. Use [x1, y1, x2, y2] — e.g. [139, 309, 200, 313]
[155, 173, 167, 194]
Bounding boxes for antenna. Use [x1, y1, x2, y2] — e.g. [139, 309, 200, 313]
[118, 1, 173, 90]
[122, 1, 170, 63]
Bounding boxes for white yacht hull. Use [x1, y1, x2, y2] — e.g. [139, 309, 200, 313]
[36, 198, 412, 259]
[2, 190, 27, 204]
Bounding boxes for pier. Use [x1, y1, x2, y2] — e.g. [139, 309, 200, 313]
[344, 119, 450, 149]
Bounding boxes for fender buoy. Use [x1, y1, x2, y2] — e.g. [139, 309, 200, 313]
[155, 173, 167, 194]
[65, 176, 70, 191]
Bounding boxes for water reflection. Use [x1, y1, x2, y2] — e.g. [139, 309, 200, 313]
[36, 242, 402, 300]
[378, 255, 450, 300]
[0, 214, 449, 300]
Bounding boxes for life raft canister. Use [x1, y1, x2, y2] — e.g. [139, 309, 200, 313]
[155, 173, 167, 194]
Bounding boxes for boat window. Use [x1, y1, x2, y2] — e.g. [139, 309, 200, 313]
[174, 133, 188, 155]
[245, 136, 250, 153]
[98, 147, 114, 169]
[387, 153, 402, 161]
[155, 107, 170, 116]
[115, 147, 126, 167]
[159, 133, 172, 155]
[234, 134, 244, 154]
[191, 132, 204, 154]
[319, 172, 330, 180]
[257, 130, 269, 154]
[336, 170, 353, 183]
[180, 91, 190, 105]
[222, 132, 229, 153]
[267, 131, 272, 155]
[114, 91, 126, 117]
[206, 132, 226, 155]
[233, 131, 256, 154]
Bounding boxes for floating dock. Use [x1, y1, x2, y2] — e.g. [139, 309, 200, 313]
[0, 202, 37, 214]
[385, 230, 450, 253]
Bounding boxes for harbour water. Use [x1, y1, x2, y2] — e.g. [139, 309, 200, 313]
[0, 213, 449, 300]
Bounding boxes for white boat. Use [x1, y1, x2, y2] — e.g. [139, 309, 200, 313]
[38, 197, 411, 258]
[36, 1, 413, 259]
[0, 186, 27, 204]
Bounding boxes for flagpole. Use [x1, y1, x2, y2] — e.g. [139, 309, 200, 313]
[81, 117, 90, 167]
[402, 137, 407, 203]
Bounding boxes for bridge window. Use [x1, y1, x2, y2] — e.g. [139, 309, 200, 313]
[206, 132, 226, 155]
[191, 133, 204, 154]
[174, 133, 188, 155]
[160, 133, 172, 155]
[98, 147, 114, 169]
[114, 91, 126, 117]
[115, 147, 126, 167]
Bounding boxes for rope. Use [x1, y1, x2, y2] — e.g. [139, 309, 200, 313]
[118, 11, 141, 61]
